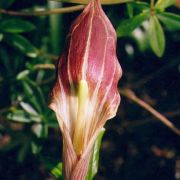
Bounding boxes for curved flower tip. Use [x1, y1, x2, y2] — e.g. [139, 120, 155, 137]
[49, 0, 122, 179]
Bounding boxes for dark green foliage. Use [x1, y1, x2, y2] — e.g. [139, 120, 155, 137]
[116, 0, 180, 57]
[117, 11, 149, 37]
[148, 15, 165, 57]
[157, 12, 180, 31]
[0, 0, 179, 179]
[0, 19, 36, 33]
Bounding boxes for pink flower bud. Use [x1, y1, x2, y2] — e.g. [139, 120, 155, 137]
[49, 0, 122, 179]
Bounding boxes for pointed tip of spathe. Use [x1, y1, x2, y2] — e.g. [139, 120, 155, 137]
[89, 0, 101, 8]
[82, 0, 103, 17]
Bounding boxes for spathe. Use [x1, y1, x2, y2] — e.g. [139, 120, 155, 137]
[49, 0, 122, 179]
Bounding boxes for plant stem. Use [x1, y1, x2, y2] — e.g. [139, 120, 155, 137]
[150, 0, 154, 8]
[0, 5, 84, 16]
[33, 64, 55, 70]
[150, 0, 155, 9]
[48, 1, 63, 54]
[120, 88, 180, 135]
[48, 0, 133, 5]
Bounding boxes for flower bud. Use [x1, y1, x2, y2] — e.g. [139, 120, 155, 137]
[49, 0, 122, 179]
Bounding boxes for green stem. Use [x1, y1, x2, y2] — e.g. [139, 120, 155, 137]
[49, 0, 133, 5]
[150, 0, 155, 10]
[0, 5, 84, 16]
[48, 1, 63, 54]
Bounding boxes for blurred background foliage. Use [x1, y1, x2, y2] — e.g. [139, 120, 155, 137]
[0, 0, 179, 179]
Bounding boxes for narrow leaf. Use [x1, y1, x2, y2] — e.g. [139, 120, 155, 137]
[31, 142, 42, 154]
[25, 78, 46, 110]
[32, 124, 48, 138]
[0, 34, 3, 42]
[149, 15, 165, 57]
[155, 0, 175, 9]
[51, 162, 63, 179]
[21, 80, 42, 113]
[158, 12, 180, 31]
[20, 102, 38, 116]
[86, 128, 105, 180]
[0, 19, 36, 33]
[7, 110, 32, 123]
[4, 34, 38, 58]
[127, 3, 134, 18]
[16, 70, 30, 80]
[117, 12, 149, 37]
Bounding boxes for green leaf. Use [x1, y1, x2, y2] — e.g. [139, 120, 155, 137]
[51, 162, 63, 179]
[7, 110, 32, 123]
[0, 19, 36, 33]
[19, 102, 41, 122]
[86, 128, 105, 180]
[32, 124, 48, 138]
[117, 11, 149, 37]
[21, 80, 42, 113]
[31, 141, 42, 154]
[25, 78, 46, 111]
[4, 34, 38, 58]
[127, 3, 134, 18]
[0, 34, 3, 42]
[16, 70, 30, 80]
[20, 102, 38, 116]
[155, 0, 175, 10]
[149, 15, 165, 57]
[158, 12, 180, 31]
